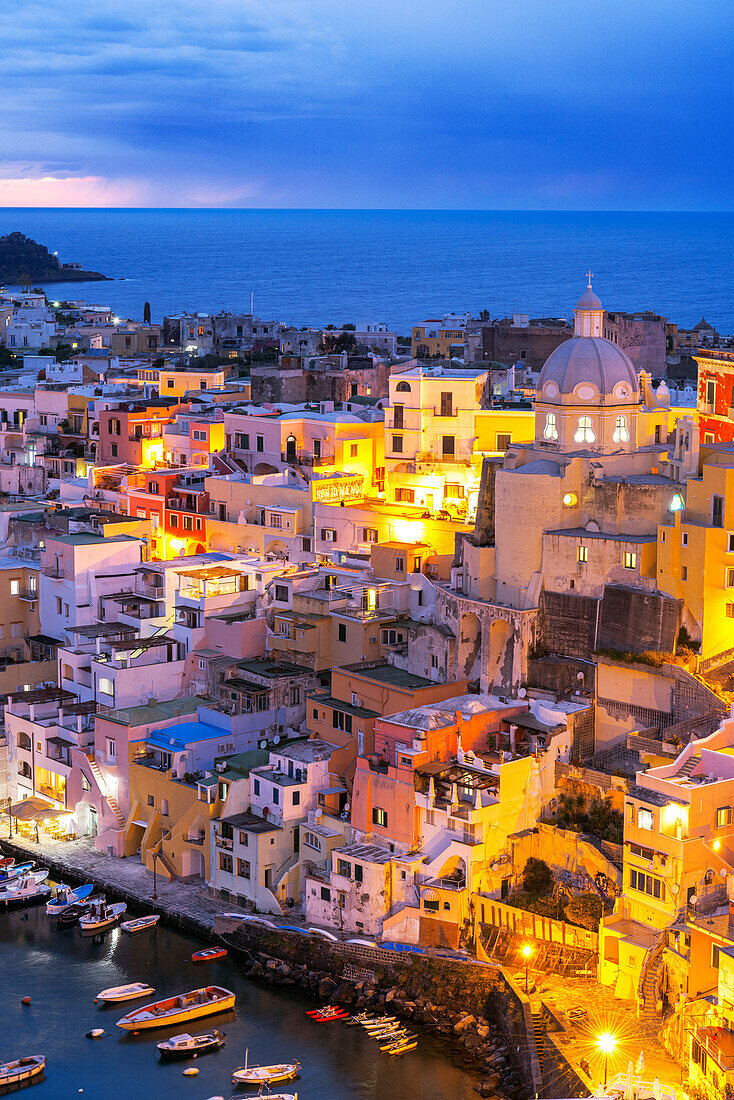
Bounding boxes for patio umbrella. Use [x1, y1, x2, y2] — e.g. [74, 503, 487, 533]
[652, 1079, 662, 1100]
[636, 1050, 645, 1074]
[623, 1060, 635, 1100]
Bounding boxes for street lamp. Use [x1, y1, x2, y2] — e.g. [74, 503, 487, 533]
[522, 943, 532, 993]
[152, 850, 159, 901]
[597, 1032, 616, 1085]
[3, 798, 12, 838]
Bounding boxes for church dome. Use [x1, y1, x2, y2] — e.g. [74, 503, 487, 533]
[576, 286, 602, 310]
[537, 336, 639, 402]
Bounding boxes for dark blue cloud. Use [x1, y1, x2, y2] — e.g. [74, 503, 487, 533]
[0, 0, 730, 208]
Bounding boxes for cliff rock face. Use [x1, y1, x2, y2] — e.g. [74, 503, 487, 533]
[0, 232, 108, 283]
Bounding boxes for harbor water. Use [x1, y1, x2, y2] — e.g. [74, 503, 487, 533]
[0, 905, 481, 1100]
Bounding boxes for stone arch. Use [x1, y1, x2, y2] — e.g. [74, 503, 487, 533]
[396, 380, 412, 392]
[208, 532, 231, 552]
[254, 462, 278, 476]
[458, 612, 482, 679]
[180, 848, 205, 880]
[265, 539, 288, 559]
[193, 542, 205, 555]
[487, 618, 512, 690]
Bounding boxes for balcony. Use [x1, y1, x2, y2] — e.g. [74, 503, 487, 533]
[41, 565, 71, 580]
[18, 586, 39, 602]
[214, 834, 234, 851]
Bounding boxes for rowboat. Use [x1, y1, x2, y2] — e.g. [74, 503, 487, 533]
[116, 986, 236, 1031]
[0, 856, 13, 870]
[157, 1029, 225, 1058]
[192, 947, 227, 963]
[386, 1039, 418, 1055]
[46, 882, 94, 915]
[58, 896, 105, 927]
[79, 901, 126, 933]
[0, 875, 51, 910]
[120, 914, 160, 935]
[96, 983, 155, 1004]
[231, 1049, 300, 1086]
[0, 1055, 46, 1086]
[310, 1007, 349, 1023]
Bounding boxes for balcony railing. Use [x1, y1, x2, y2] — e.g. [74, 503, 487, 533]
[18, 586, 38, 602]
[214, 834, 234, 850]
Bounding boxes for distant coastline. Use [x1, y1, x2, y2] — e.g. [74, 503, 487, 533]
[0, 230, 110, 285]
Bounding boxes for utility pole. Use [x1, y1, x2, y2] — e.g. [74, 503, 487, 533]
[152, 850, 158, 900]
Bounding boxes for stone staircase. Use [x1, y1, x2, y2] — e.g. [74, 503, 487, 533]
[674, 754, 699, 778]
[87, 757, 125, 827]
[531, 1010, 546, 1078]
[638, 932, 666, 1021]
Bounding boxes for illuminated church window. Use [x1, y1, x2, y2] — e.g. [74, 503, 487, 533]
[613, 415, 629, 443]
[543, 412, 558, 440]
[574, 416, 596, 444]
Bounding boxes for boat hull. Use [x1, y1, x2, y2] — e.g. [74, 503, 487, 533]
[157, 1032, 224, 1059]
[232, 1064, 300, 1085]
[116, 988, 236, 1031]
[96, 985, 155, 1004]
[0, 888, 50, 911]
[0, 1056, 45, 1086]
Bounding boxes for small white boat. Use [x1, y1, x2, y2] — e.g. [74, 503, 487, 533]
[46, 882, 94, 916]
[0, 868, 48, 894]
[0, 875, 51, 910]
[156, 1029, 225, 1058]
[96, 982, 155, 1004]
[0, 860, 33, 886]
[120, 914, 160, 935]
[79, 901, 126, 933]
[0, 1054, 46, 1086]
[231, 1049, 301, 1086]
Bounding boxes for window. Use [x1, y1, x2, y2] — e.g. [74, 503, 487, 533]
[237, 859, 250, 879]
[148, 480, 159, 494]
[98, 677, 114, 697]
[395, 555, 405, 573]
[256, 435, 264, 452]
[729, 533, 734, 552]
[235, 432, 249, 449]
[219, 852, 233, 873]
[613, 415, 629, 443]
[320, 886, 331, 902]
[147, 795, 154, 807]
[392, 435, 403, 453]
[302, 536, 311, 553]
[361, 527, 378, 543]
[444, 483, 465, 499]
[320, 528, 337, 542]
[713, 945, 721, 969]
[81, 774, 91, 792]
[9, 579, 18, 596]
[183, 515, 192, 530]
[337, 623, 347, 643]
[274, 584, 288, 601]
[637, 807, 655, 830]
[393, 405, 404, 429]
[496, 433, 512, 451]
[270, 513, 282, 529]
[111, 444, 118, 457]
[253, 778, 260, 796]
[167, 378, 175, 388]
[574, 415, 596, 443]
[716, 807, 733, 827]
[577, 545, 588, 563]
[161, 798, 169, 817]
[354, 863, 363, 883]
[332, 710, 352, 733]
[170, 513, 178, 527]
[312, 707, 319, 720]
[56, 597, 62, 614]
[337, 859, 351, 878]
[440, 392, 453, 417]
[292, 790, 300, 806]
[629, 867, 663, 899]
[442, 435, 455, 457]
[395, 488, 414, 504]
[624, 552, 637, 569]
[713, 495, 724, 528]
[543, 413, 558, 441]
[372, 807, 388, 828]
[727, 603, 734, 618]
[303, 831, 321, 850]
[682, 566, 688, 580]
[706, 379, 716, 405]
[272, 787, 279, 805]
[727, 568, 734, 588]
[106, 737, 116, 760]
[349, 443, 358, 458]
[682, 532, 688, 546]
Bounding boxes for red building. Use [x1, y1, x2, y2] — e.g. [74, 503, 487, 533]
[696, 349, 734, 444]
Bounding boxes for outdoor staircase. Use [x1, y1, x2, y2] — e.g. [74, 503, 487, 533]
[87, 758, 125, 827]
[675, 754, 699, 778]
[531, 1011, 546, 1078]
[638, 933, 666, 1021]
[155, 845, 178, 880]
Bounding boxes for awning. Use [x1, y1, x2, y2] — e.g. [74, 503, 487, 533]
[6, 797, 70, 821]
[421, 887, 440, 902]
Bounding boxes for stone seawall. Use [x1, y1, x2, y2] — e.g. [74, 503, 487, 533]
[219, 918, 543, 1100]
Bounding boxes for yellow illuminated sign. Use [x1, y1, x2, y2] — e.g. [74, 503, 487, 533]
[313, 477, 364, 505]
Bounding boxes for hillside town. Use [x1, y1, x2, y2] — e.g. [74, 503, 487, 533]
[2, 277, 734, 1096]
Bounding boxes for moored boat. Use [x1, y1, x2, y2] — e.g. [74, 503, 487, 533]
[0, 1054, 45, 1087]
[46, 882, 94, 916]
[156, 1030, 225, 1058]
[192, 947, 227, 963]
[116, 986, 236, 1031]
[0, 868, 48, 894]
[96, 983, 155, 1004]
[120, 914, 159, 935]
[0, 875, 51, 911]
[57, 896, 104, 927]
[79, 901, 126, 934]
[231, 1050, 300, 1086]
[0, 860, 33, 886]
[385, 1038, 418, 1055]
[310, 1007, 349, 1023]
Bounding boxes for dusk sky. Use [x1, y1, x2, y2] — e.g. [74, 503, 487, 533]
[2, 0, 732, 209]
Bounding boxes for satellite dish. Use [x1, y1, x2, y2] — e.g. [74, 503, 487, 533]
[315, 809, 322, 819]
[273, 734, 280, 744]
[259, 740, 267, 749]
[518, 688, 527, 699]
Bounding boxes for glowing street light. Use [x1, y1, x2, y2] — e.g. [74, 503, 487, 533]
[522, 943, 532, 993]
[597, 1032, 616, 1085]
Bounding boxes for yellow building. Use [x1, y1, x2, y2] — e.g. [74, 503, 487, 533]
[158, 364, 229, 396]
[411, 321, 467, 359]
[658, 447, 734, 661]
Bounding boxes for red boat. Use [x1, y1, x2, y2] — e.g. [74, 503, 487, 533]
[309, 1006, 349, 1023]
[191, 947, 227, 964]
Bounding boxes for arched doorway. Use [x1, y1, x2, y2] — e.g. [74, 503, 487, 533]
[181, 848, 205, 881]
[487, 619, 511, 689]
[285, 435, 297, 463]
[458, 612, 482, 679]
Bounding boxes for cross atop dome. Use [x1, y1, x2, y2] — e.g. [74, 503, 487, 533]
[585, 268, 593, 288]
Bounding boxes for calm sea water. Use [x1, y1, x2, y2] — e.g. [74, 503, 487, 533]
[0, 209, 732, 333]
[0, 906, 479, 1100]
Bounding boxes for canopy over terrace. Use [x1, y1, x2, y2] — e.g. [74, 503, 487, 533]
[4, 795, 72, 822]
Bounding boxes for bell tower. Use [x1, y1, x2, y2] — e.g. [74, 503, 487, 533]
[574, 271, 604, 337]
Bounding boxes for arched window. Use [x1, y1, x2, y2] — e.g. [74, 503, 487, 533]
[543, 412, 558, 440]
[612, 415, 629, 443]
[574, 416, 596, 444]
[396, 381, 412, 392]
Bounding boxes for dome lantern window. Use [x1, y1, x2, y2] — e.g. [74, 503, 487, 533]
[612, 415, 629, 443]
[574, 416, 596, 444]
[543, 412, 558, 441]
